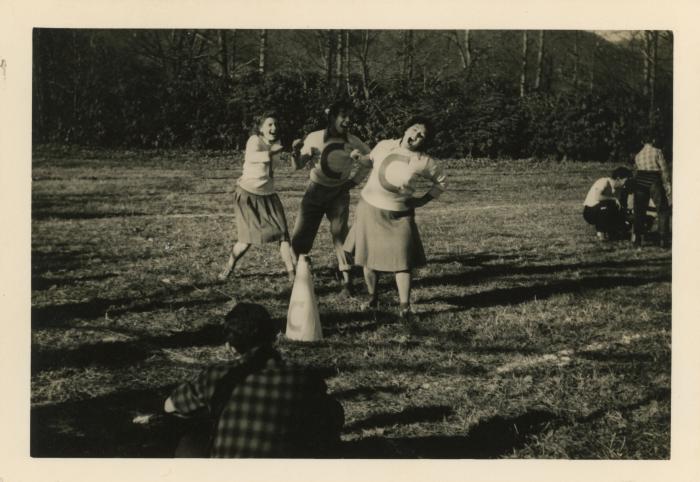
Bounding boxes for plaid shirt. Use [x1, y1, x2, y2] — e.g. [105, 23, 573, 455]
[169, 347, 343, 457]
[635, 144, 671, 189]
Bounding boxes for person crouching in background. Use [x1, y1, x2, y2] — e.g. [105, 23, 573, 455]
[582, 167, 632, 241]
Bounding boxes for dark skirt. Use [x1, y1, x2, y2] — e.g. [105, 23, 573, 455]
[233, 186, 290, 244]
[344, 198, 426, 272]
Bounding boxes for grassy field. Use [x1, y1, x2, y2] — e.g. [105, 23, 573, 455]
[31, 147, 671, 459]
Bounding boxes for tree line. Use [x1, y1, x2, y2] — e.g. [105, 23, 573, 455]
[32, 29, 672, 161]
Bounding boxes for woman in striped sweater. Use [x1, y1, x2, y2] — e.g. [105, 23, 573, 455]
[343, 116, 447, 319]
[218, 113, 296, 282]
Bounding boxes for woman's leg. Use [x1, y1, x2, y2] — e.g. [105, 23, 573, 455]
[632, 185, 651, 245]
[218, 242, 251, 280]
[395, 271, 411, 305]
[280, 241, 296, 281]
[327, 191, 353, 292]
[291, 185, 325, 259]
[395, 270, 412, 316]
[650, 179, 671, 247]
[363, 267, 379, 307]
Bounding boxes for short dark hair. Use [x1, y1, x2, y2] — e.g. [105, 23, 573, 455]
[223, 303, 278, 353]
[611, 166, 633, 180]
[640, 128, 657, 145]
[251, 111, 278, 137]
[401, 115, 435, 151]
[325, 100, 353, 127]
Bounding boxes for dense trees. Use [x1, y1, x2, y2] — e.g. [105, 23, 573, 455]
[32, 29, 673, 161]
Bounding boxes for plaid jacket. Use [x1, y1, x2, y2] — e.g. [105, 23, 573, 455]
[169, 347, 343, 457]
[635, 144, 671, 187]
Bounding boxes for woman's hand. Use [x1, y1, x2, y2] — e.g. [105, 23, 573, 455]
[350, 149, 370, 164]
[270, 144, 284, 162]
[291, 139, 306, 169]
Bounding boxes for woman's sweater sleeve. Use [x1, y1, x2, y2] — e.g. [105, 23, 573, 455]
[245, 135, 271, 164]
[350, 135, 373, 185]
[422, 155, 447, 199]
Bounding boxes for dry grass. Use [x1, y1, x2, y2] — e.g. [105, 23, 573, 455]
[31, 148, 671, 458]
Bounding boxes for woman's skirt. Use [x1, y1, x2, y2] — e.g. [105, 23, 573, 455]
[233, 186, 290, 244]
[344, 198, 426, 272]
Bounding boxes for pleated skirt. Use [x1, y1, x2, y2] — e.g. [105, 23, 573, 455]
[233, 186, 290, 244]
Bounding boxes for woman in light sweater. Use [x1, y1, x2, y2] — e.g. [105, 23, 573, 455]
[218, 113, 296, 282]
[344, 116, 446, 319]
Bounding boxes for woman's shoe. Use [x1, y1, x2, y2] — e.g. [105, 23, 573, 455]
[217, 261, 234, 281]
[362, 296, 378, 311]
[398, 304, 412, 322]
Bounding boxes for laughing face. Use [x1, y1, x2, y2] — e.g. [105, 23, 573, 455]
[259, 117, 278, 143]
[401, 123, 428, 151]
[332, 112, 351, 136]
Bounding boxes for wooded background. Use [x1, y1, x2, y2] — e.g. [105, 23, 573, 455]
[32, 29, 672, 161]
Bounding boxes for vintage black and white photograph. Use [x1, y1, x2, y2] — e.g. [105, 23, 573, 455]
[28, 27, 674, 461]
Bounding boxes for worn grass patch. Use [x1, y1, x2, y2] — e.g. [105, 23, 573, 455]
[31, 150, 671, 458]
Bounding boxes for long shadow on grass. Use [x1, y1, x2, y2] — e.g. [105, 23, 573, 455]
[32, 273, 117, 290]
[32, 211, 149, 220]
[320, 310, 397, 336]
[334, 359, 488, 376]
[421, 274, 671, 310]
[415, 257, 671, 291]
[31, 249, 166, 275]
[338, 387, 672, 458]
[575, 387, 670, 425]
[345, 405, 453, 432]
[339, 409, 557, 458]
[221, 271, 343, 299]
[333, 385, 405, 401]
[31, 385, 180, 457]
[429, 252, 538, 267]
[32, 323, 224, 373]
[32, 279, 230, 328]
[30, 385, 671, 457]
[577, 350, 670, 364]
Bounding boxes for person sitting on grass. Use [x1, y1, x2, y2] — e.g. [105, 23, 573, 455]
[582, 166, 632, 241]
[163, 302, 344, 458]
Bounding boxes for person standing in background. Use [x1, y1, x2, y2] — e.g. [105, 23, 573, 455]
[631, 135, 672, 248]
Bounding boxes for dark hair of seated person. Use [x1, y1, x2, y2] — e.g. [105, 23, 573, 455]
[223, 303, 278, 354]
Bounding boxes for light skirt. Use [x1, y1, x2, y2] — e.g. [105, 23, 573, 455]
[344, 198, 426, 272]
